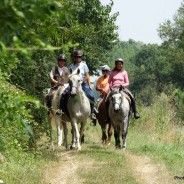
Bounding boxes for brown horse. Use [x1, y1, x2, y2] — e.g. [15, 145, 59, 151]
[96, 95, 113, 145]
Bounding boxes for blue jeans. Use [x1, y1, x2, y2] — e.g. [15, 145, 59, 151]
[81, 82, 95, 103]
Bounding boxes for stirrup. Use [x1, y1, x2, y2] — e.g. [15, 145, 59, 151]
[134, 112, 140, 119]
[56, 109, 64, 116]
[93, 107, 99, 114]
[91, 113, 96, 120]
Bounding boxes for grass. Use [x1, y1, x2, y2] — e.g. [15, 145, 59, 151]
[74, 125, 139, 184]
[0, 152, 47, 184]
[127, 124, 184, 176]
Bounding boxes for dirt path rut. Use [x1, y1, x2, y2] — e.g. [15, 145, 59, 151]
[44, 149, 175, 184]
[126, 152, 176, 184]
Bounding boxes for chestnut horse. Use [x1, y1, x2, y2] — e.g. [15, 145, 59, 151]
[96, 95, 113, 145]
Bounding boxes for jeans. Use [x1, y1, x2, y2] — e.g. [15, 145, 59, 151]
[81, 82, 95, 103]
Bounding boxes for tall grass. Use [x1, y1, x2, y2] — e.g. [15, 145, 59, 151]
[129, 93, 184, 175]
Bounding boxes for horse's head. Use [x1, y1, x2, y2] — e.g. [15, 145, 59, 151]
[68, 68, 82, 97]
[110, 87, 123, 112]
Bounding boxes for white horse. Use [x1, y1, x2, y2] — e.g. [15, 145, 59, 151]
[67, 68, 91, 150]
[108, 87, 131, 150]
[46, 84, 69, 149]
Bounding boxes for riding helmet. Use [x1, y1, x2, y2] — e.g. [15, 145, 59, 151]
[72, 50, 83, 57]
[101, 65, 110, 71]
[115, 58, 124, 65]
[57, 54, 67, 61]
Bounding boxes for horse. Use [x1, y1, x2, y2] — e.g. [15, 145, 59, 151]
[45, 81, 69, 149]
[67, 68, 91, 150]
[96, 95, 113, 145]
[108, 86, 131, 150]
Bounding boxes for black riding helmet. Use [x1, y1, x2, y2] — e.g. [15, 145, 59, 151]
[115, 58, 124, 65]
[73, 50, 83, 57]
[57, 54, 67, 61]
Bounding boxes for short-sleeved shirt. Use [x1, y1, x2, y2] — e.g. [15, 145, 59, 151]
[96, 76, 109, 96]
[68, 61, 89, 81]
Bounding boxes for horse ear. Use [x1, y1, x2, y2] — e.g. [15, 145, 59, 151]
[70, 68, 73, 74]
[77, 68, 80, 74]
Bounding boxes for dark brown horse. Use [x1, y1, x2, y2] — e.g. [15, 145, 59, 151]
[96, 95, 113, 145]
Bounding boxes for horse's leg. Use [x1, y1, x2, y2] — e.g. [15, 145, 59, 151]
[122, 116, 129, 151]
[55, 114, 63, 146]
[70, 125, 76, 149]
[107, 122, 113, 145]
[114, 125, 121, 148]
[79, 121, 85, 144]
[62, 121, 69, 150]
[101, 124, 107, 144]
[72, 119, 81, 150]
[48, 113, 53, 146]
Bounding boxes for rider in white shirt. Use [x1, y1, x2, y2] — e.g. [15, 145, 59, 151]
[60, 50, 97, 124]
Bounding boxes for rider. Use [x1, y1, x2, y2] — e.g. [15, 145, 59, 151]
[45, 54, 68, 111]
[105, 58, 140, 119]
[50, 54, 68, 87]
[96, 65, 111, 98]
[60, 49, 97, 121]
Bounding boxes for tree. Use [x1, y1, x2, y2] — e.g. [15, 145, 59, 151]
[131, 44, 170, 105]
[158, 2, 184, 89]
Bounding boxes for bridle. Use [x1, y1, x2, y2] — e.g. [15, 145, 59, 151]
[111, 92, 122, 110]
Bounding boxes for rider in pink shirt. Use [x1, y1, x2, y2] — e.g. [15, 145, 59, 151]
[106, 58, 140, 119]
[105, 69, 129, 89]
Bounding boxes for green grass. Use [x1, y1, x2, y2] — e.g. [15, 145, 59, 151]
[0, 152, 47, 184]
[127, 125, 184, 176]
[76, 140, 139, 183]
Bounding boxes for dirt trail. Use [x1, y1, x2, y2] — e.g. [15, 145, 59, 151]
[44, 148, 175, 184]
[126, 152, 176, 184]
[44, 151, 93, 184]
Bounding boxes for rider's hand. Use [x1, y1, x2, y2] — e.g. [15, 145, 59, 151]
[89, 84, 92, 90]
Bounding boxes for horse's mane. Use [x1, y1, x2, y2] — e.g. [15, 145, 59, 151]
[111, 87, 121, 95]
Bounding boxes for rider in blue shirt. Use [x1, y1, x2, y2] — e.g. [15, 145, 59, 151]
[60, 50, 97, 123]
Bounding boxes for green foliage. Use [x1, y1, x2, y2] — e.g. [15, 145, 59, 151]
[158, 2, 184, 90]
[129, 44, 170, 105]
[0, 74, 40, 153]
[0, 0, 119, 159]
[174, 89, 184, 122]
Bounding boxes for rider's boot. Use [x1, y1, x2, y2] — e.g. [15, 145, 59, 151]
[131, 100, 140, 119]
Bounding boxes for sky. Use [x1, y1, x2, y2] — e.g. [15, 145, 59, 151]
[101, 0, 182, 44]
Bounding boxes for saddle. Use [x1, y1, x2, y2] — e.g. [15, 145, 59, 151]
[121, 91, 131, 105]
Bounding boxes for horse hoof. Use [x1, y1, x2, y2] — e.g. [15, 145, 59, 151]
[66, 145, 70, 150]
[70, 145, 75, 150]
[122, 146, 126, 151]
[105, 141, 110, 146]
[116, 145, 121, 149]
